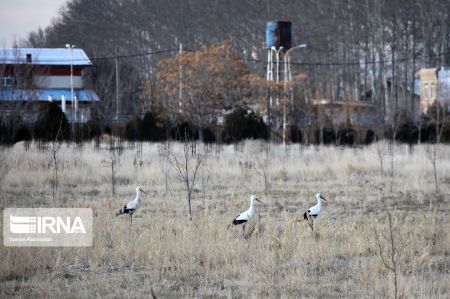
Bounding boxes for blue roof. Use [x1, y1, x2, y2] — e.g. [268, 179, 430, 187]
[0, 48, 93, 66]
[0, 88, 99, 102]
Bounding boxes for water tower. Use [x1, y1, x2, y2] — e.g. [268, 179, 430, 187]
[266, 21, 292, 105]
[266, 21, 292, 81]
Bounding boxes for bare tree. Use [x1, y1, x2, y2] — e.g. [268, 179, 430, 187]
[199, 163, 212, 207]
[47, 115, 64, 203]
[376, 139, 396, 193]
[375, 140, 386, 180]
[388, 143, 395, 192]
[255, 151, 271, 192]
[373, 186, 399, 299]
[425, 143, 439, 194]
[102, 145, 122, 199]
[158, 141, 172, 193]
[168, 139, 204, 219]
[0, 48, 40, 144]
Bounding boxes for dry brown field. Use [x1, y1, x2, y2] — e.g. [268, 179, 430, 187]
[0, 140, 449, 298]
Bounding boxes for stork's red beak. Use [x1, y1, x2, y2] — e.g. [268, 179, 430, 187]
[320, 195, 327, 201]
[140, 188, 146, 194]
[255, 198, 263, 204]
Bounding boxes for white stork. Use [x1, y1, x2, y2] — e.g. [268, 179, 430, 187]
[303, 193, 327, 230]
[228, 195, 263, 236]
[116, 186, 146, 224]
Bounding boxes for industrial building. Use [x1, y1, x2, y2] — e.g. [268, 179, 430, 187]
[418, 67, 450, 114]
[0, 48, 100, 123]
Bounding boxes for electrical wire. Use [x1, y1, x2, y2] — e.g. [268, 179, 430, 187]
[3, 47, 449, 67]
[245, 51, 450, 67]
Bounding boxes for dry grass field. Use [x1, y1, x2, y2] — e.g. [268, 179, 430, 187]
[0, 140, 449, 298]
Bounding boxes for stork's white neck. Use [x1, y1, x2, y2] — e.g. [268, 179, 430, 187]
[316, 196, 322, 206]
[135, 191, 141, 201]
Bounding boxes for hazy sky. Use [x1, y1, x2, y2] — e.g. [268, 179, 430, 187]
[0, 0, 68, 47]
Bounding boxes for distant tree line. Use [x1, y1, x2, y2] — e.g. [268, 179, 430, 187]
[3, 101, 449, 146]
[22, 0, 449, 126]
[2, 0, 449, 145]
[0, 102, 270, 144]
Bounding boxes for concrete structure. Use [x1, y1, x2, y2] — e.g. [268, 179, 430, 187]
[418, 67, 450, 114]
[303, 99, 382, 144]
[418, 68, 438, 114]
[0, 48, 99, 123]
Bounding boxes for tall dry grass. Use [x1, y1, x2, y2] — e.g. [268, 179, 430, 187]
[0, 140, 449, 298]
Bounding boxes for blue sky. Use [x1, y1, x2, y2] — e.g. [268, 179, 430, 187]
[0, 0, 67, 47]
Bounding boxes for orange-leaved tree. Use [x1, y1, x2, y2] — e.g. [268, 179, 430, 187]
[242, 73, 284, 136]
[157, 41, 248, 141]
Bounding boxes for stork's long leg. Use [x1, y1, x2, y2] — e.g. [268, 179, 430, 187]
[306, 216, 314, 231]
[242, 224, 246, 236]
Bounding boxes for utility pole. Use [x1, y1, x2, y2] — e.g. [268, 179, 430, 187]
[115, 46, 120, 121]
[179, 43, 183, 112]
[282, 44, 307, 146]
[66, 44, 75, 142]
[275, 46, 283, 106]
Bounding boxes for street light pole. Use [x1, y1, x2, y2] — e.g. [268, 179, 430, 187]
[271, 46, 284, 106]
[115, 46, 120, 121]
[286, 44, 307, 82]
[179, 43, 183, 112]
[270, 46, 285, 145]
[282, 44, 307, 146]
[66, 44, 76, 140]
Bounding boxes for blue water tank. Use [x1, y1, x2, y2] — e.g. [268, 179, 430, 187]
[266, 21, 292, 50]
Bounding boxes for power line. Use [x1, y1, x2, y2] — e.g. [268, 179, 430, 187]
[2, 47, 449, 67]
[102, 48, 448, 66]
[245, 51, 450, 67]
[95, 47, 449, 66]
[90, 48, 182, 61]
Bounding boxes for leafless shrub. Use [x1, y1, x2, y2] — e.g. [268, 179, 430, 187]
[255, 153, 271, 192]
[238, 159, 255, 186]
[133, 141, 143, 169]
[375, 141, 387, 179]
[46, 116, 64, 203]
[102, 146, 122, 198]
[168, 140, 205, 219]
[388, 144, 395, 192]
[199, 164, 211, 204]
[373, 186, 399, 299]
[425, 142, 439, 194]
[376, 141, 396, 191]
[158, 141, 172, 193]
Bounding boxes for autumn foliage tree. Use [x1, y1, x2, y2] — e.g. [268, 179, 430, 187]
[156, 41, 249, 141]
[242, 73, 286, 137]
